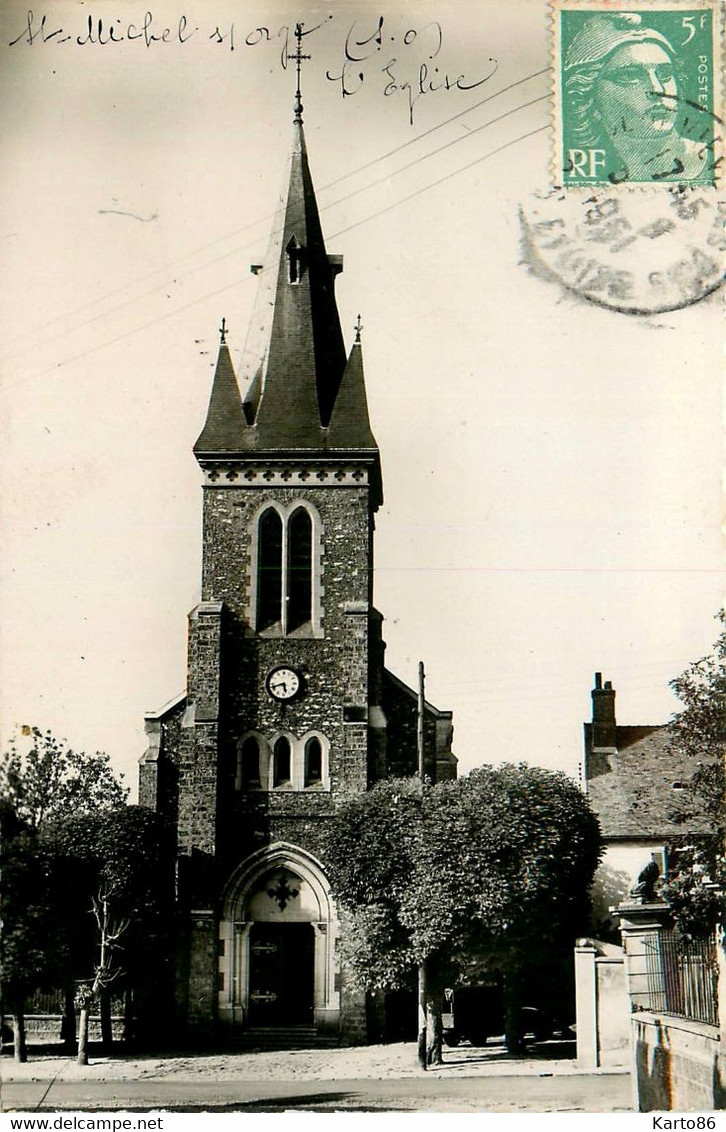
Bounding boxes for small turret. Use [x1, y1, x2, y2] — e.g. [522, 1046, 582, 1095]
[326, 316, 378, 451]
[193, 320, 247, 455]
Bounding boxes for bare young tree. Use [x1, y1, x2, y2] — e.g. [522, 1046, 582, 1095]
[76, 891, 130, 1066]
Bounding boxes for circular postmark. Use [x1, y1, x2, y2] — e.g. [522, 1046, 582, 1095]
[520, 186, 725, 313]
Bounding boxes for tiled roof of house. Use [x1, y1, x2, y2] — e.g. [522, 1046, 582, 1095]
[583, 675, 713, 840]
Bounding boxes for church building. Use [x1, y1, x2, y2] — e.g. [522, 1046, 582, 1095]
[139, 69, 456, 1044]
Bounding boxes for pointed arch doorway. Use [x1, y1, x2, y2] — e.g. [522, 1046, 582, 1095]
[218, 843, 340, 1036]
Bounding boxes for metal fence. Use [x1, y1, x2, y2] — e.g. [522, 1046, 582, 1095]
[27, 989, 66, 1014]
[644, 929, 719, 1027]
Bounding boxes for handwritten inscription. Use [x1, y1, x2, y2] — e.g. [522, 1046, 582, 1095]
[326, 16, 496, 124]
[9, 10, 195, 47]
[8, 10, 497, 125]
[208, 15, 331, 70]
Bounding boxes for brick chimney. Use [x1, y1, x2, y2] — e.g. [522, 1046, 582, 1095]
[591, 672, 617, 750]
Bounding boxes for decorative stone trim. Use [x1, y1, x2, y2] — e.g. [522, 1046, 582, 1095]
[343, 601, 369, 614]
[201, 462, 370, 487]
[218, 843, 341, 1034]
[141, 718, 161, 764]
[631, 1009, 718, 1039]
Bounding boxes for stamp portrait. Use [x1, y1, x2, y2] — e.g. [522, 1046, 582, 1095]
[554, 0, 721, 186]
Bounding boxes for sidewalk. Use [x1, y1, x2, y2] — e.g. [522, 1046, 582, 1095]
[0, 1040, 630, 1083]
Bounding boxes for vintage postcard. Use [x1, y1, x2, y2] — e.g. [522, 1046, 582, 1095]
[1, 0, 724, 1117]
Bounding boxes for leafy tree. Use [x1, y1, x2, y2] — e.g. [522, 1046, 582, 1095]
[323, 765, 601, 1062]
[667, 612, 726, 828]
[0, 729, 130, 1059]
[660, 845, 724, 941]
[660, 613, 726, 938]
[0, 803, 53, 1061]
[41, 806, 174, 1060]
[0, 728, 128, 830]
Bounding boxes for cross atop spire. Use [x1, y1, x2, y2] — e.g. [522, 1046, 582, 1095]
[354, 314, 363, 344]
[219, 317, 228, 345]
[292, 23, 311, 123]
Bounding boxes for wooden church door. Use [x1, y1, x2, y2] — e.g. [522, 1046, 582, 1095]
[248, 922, 315, 1027]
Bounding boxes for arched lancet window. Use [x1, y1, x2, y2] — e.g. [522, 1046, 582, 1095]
[273, 737, 291, 787]
[239, 736, 261, 789]
[257, 508, 283, 631]
[304, 737, 323, 787]
[287, 507, 313, 632]
[254, 503, 319, 637]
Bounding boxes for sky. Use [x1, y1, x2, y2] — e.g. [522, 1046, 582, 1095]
[1, 0, 723, 800]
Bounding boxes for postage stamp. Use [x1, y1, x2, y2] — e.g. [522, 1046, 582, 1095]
[553, 0, 722, 187]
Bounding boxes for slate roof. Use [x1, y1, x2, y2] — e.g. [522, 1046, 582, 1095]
[383, 667, 455, 723]
[194, 114, 379, 467]
[583, 721, 712, 840]
[193, 341, 247, 454]
[326, 340, 377, 450]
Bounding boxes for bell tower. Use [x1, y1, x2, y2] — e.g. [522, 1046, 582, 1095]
[189, 65, 386, 822]
[140, 33, 454, 1042]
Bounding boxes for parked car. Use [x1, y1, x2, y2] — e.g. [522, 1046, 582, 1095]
[442, 985, 553, 1047]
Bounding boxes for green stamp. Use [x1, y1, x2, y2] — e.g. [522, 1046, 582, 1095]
[555, 1, 721, 186]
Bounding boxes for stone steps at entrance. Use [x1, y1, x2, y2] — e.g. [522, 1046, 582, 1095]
[235, 1026, 339, 1051]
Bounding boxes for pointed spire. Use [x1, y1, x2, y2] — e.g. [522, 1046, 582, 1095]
[195, 83, 380, 476]
[326, 320, 378, 451]
[193, 327, 247, 454]
[250, 111, 347, 447]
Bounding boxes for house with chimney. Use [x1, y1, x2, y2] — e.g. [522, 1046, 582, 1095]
[582, 672, 709, 890]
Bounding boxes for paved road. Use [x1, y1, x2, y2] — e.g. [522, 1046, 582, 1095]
[2, 1074, 633, 1113]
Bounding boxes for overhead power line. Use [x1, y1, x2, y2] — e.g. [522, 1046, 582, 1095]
[2, 69, 549, 367]
[4, 113, 549, 390]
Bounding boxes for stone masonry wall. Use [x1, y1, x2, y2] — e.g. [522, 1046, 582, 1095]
[176, 603, 222, 861]
[633, 1012, 724, 1111]
[382, 674, 439, 780]
[139, 702, 183, 839]
[156, 472, 391, 1039]
[197, 480, 378, 876]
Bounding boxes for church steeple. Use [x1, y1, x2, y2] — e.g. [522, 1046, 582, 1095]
[250, 109, 347, 445]
[195, 31, 378, 465]
[140, 35, 456, 1045]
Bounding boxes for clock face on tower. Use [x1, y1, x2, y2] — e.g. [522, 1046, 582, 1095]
[266, 666, 301, 701]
